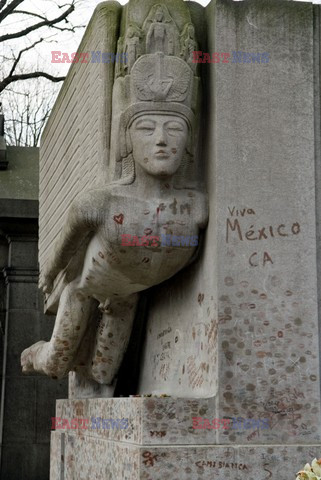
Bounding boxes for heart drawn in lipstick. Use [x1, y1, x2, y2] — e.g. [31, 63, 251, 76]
[113, 213, 124, 225]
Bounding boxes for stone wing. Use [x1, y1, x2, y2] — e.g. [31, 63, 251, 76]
[39, 3, 122, 285]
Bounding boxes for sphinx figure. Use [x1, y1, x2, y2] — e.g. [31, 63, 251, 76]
[21, 3, 208, 390]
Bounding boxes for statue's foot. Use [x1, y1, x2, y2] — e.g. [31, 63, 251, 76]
[21, 341, 48, 374]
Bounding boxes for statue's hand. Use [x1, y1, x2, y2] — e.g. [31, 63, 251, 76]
[21, 341, 48, 374]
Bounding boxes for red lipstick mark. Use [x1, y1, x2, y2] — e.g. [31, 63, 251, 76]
[157, 203, 166, 215]
[113, 214, 124, 225]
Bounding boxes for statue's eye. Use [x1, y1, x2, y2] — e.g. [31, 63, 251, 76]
[135, 121, 155, 134]
[166, 122, 184, 134]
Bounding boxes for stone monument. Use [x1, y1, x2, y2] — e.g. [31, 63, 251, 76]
[21, 0, 321, 478]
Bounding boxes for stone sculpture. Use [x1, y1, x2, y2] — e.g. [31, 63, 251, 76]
[124, 23, 142, 72]
[180, 23, 197, 69]
[144, 4, 177, 55]
[21, 2, 208, 389]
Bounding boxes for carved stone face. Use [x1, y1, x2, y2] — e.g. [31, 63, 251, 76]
[129, 113, 189, 178]
[155, 8, 164, 22]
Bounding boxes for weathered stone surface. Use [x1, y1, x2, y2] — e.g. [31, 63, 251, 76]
[55, 397, 215, 445]
[68, 371, 116, 399]
[50, 398, 321, 479]
[138, 0, 321, 447]
[54, 396, 321, 447]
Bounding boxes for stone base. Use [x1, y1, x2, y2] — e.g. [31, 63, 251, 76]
[50, 437, 321, 480]
[50, 398, 321, 479]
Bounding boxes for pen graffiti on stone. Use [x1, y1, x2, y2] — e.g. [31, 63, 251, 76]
[225, 207, 301, 267]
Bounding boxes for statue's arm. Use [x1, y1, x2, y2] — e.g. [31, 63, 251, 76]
[41, 189, 106, 293]
[146, 24, 154, 45]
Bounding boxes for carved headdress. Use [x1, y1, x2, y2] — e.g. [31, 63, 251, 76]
[109, 1, 201, 186]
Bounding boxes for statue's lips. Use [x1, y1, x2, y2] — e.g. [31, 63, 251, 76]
[154, 150, 170, 159]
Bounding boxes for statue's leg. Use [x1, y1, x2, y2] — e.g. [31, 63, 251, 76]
[88, 293, 139, 385]
[21, 278, 96, 378]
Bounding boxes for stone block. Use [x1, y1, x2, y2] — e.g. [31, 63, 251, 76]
[8, 237, 38, 270]
[138, 0, 321, 446]
[50, 398, 321, 480]
[8, 282, 39, 310]
[50, 432, 64, 480]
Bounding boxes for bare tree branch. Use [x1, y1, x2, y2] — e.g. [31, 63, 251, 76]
[0, 0, 24, 23]
[8, 38, 44, 77]
[0, 0, 8, 12]
[2, 79, 60, 146]
[0, 72, 65, 94]
[11, 9, 47, 20]
[12, 9, 85, 32]
[0, 4, 74, 43]
[1, 0, 85, 144]
[50, 23, 84, 33]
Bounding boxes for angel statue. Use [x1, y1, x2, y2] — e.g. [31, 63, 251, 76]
[21, 3, 208, 394]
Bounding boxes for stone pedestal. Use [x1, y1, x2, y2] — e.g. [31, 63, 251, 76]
[50, 398, 320, 479]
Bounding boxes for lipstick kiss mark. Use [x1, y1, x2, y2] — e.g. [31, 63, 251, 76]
[113, 214, 124, 225]
[144, 228, 152, 235]
[198, 293, 204, 305]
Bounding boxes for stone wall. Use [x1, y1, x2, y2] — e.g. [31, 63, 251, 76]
[39, 2, 121, 278]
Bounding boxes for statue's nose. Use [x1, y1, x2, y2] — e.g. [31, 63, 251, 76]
[156, 127, 167, 146]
